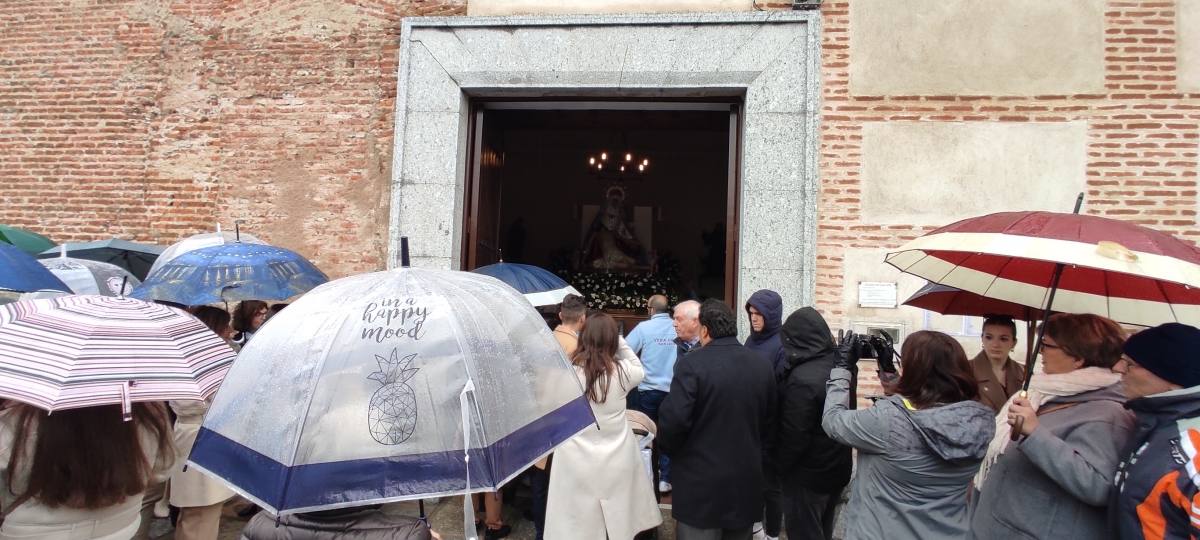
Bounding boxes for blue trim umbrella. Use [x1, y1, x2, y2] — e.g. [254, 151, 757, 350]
[0, 244, 70, 293]
[471, 262, 581, 306]
[186, 265, 594, 521]
[39, 239, 165, 280]
[131, 243, 328, 305]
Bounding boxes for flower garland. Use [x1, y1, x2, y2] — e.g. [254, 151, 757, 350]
[559, 271, 679, 310]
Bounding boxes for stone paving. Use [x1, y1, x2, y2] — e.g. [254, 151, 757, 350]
[155, 499, 852, 540]
[151, 488, 844, 540]
[155, 497, 677, 540]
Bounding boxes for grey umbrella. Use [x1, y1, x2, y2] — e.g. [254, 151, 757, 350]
[39, 239, 164, 280]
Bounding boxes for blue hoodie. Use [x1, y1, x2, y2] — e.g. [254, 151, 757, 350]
[745, 289, 784, 371]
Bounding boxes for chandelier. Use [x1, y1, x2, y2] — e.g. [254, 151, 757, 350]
[586, 151, 650, 174]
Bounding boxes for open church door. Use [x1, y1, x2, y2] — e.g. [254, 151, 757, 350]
[464, 106, 503, 269]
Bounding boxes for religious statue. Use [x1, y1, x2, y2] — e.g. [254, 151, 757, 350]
[582, 186, 647, 272]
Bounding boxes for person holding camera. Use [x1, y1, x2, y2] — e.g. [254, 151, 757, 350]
[822, 330, 995, 540]
[969, 313, 1133, 540]
[773, 307, 853, 540]
[972, 315, 1026, 414]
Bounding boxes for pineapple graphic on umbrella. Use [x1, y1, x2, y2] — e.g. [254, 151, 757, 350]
[367, 348, 420, 445]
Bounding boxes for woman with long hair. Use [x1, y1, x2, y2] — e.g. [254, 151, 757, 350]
[969, 313, 1134, 540]
[168, 306, 236, 540]
[822, 330, 995, 539]
[545, 312, 661, 540]
[230, 300, 268, 348]
[972, 315, 1026, 413]
[0, 402, 173, 539]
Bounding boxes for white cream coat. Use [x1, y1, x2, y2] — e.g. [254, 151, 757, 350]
[168, 400, 235, 507]
[0, 407, 173, 540]
[544, 349, 662, 540]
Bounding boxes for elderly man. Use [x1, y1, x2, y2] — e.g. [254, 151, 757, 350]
[659, 300, 777, 540]
[673, 300, 702, 360]
[1111, 323, 1200, 539]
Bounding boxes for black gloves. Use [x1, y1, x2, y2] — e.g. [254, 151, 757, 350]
[872, 334, 897, 373]
[835, 329, 859, 371]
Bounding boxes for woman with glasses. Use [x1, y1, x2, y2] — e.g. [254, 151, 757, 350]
[969, 313, 1135, 540]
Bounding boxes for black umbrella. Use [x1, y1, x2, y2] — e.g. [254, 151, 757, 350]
[39, 239, 164, 280]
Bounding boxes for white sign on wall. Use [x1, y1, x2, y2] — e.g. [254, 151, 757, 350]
[858, 281, 898, 308]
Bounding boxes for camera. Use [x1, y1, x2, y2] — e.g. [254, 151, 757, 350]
[854, 333, 897, 373]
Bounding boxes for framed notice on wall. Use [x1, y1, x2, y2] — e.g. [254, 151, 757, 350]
[858, 281, 898, 308]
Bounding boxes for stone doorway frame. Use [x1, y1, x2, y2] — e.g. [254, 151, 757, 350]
[389, 11, 821, 310]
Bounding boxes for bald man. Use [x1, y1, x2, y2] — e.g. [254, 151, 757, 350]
[625, 294, 680, 493]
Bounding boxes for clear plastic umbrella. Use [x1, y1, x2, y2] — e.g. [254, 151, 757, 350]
[188, 266, 593, 533]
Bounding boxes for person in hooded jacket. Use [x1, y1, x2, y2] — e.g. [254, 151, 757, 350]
[745, 290, 784, 371]
[774, 307, 853, 540]
[822, 330, 995, 540]
[744, 290, 785, 539]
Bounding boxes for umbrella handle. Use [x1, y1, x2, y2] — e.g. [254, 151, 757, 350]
[459, 380, 479, 540]
[1009, 390, 1028, 441]
[120, 381, 134, 422]
[1010, 417, 1025, 441]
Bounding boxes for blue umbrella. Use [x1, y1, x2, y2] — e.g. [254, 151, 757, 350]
[470, 262, 581, 306]
[0, 244, 70, 293]
[131, 243, 328, 305]
[39, 239, 164, 280]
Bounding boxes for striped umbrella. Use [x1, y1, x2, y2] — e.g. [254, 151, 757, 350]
[0, 295, 236, 418]
[886, 211, 1200, 328]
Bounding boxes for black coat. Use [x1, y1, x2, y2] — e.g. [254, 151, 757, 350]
[658, 336, 777, 530]
[775, 307, 853, 493]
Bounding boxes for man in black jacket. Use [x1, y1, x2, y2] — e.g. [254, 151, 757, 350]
[775, 307, 853, 540]
[658, 299, 777, 540]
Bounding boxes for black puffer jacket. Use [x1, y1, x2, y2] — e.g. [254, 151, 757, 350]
[775, 307, 853, 493]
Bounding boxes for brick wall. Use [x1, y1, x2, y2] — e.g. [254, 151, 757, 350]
[0, 0, 465, 274]
[814, 0, 1200, 324]
[2, 0, 1195, 301]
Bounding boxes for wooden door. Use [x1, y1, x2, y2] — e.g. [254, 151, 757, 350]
[465, 108, 504, 269]
[724, 104, 742, 306]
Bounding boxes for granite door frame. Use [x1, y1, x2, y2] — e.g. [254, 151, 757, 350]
[390, 11, 821, 313]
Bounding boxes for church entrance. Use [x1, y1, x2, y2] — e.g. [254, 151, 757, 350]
[462, 100, 741, 315]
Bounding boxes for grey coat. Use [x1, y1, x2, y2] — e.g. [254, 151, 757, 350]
[969, 383, 1134, 540]
[822, 368, 995, 540]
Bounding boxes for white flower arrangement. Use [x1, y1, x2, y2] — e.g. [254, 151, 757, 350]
[561, 271, 676, 310]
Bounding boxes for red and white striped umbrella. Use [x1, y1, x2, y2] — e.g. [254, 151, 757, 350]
[0, 295, 235, 416]
[886, 211, 1200, 328]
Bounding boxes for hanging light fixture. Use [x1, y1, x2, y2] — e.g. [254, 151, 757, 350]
[586, 129, 649, 176]
[586, 150, 650, 175]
